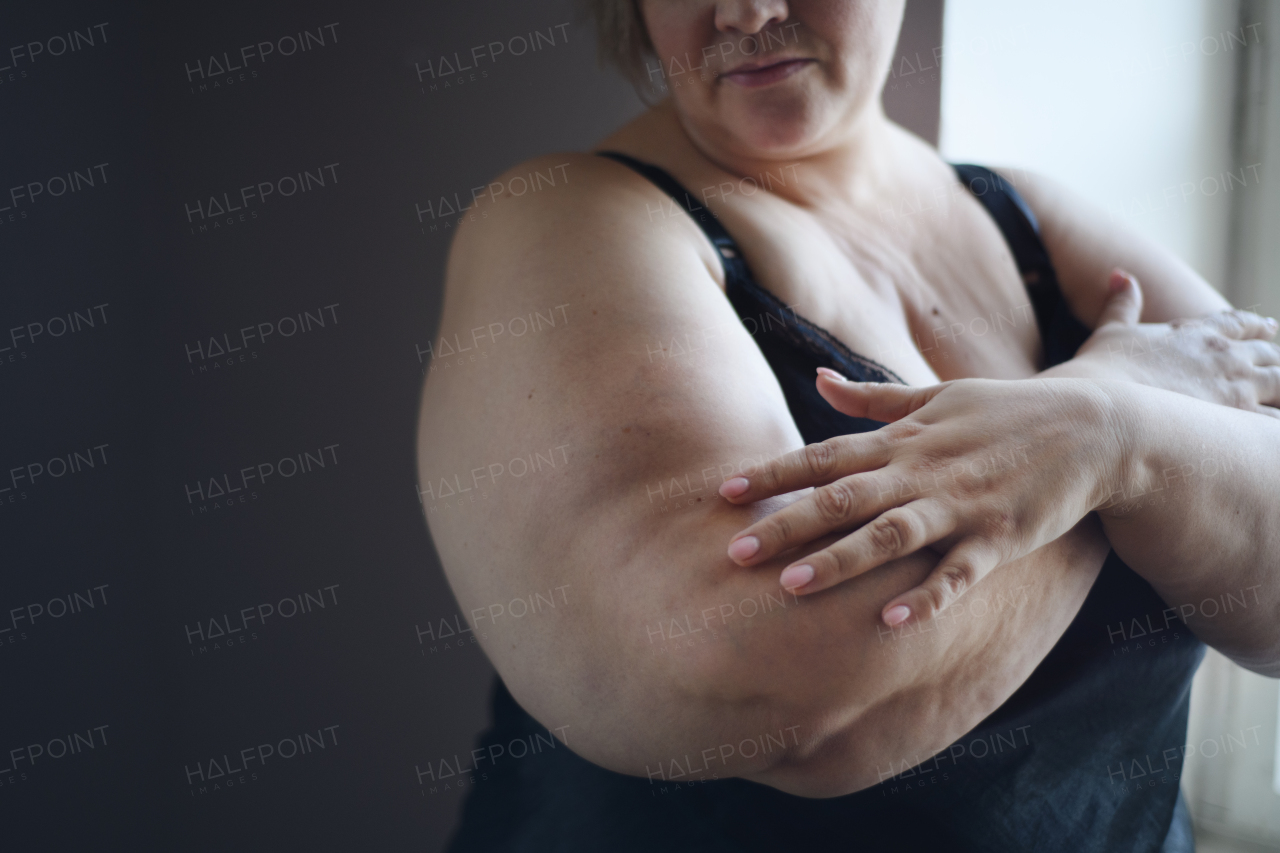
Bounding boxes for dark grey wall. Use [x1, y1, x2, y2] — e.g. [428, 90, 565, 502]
[1, 1, 940, 850]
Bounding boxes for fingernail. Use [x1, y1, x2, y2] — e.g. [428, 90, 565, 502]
[816, 367, 847, 382]
[719, 477, 749, 498]
[780, 564, 815, 590]
[1107, 271, 1130, 293]
[884, 605, 911, 626]
[1266, 317, 1278, 330]
[727, 536, 760, 561]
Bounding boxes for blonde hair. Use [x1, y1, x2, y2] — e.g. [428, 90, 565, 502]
[583, 0, 655, 89]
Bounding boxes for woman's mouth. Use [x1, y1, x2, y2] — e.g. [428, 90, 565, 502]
[720, 58, 815, 88]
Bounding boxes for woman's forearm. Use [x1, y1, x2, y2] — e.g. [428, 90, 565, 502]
[1025, 340, 1280, 671]
[1097, 380, 1280, 673]
[1035, 357, 1111, 382]
[1036, 345, 1280, 667]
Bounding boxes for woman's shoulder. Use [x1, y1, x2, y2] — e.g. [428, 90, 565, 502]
[450, 106, 704, 260]
[451, 152, 625, 248]
[445, 147, 724, 300]
[453, 149, 671, 236]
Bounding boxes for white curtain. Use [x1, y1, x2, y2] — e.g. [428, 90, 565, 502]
[1184, 649, 1280, 847]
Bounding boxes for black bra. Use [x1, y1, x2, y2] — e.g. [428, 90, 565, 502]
[594, 149, 1093, 443]
[443, 151, 1202, 853]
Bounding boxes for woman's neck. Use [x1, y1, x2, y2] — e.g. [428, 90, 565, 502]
[656, 98, 901, 212]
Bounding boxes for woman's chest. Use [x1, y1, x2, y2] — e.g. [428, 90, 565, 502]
[719, 191, 1045, 385]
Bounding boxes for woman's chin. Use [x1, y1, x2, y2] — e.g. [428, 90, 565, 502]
[726, 112, 826, 158]
[703, 88, 829, 156]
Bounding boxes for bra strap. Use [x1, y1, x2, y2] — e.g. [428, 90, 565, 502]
[952, 163, 1090, 368]
[595, 150, 742, 258]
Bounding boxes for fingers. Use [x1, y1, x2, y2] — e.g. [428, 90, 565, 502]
[1202, 310, 1279, 340]
[1244, 339, 1280, 367]
[718, 432, 892, 504]
[726, 472, 900, 566]
[815, 370, 945, 422]
[773, 500, 954, 595]
[1251, 366, 1280, 407]
[720, 371, 945, 505]
[1249, 365, 1280, 417]
[1095, 269, 1143, 327]
[880, 538, 1004, 626]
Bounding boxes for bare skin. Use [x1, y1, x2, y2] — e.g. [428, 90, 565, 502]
[417, 148, 1106, 796]
[416, 0, 1279, 796]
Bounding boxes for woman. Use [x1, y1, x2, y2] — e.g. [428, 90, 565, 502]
[417, 1, 1280, 849]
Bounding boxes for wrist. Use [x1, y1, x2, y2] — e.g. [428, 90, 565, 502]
[1037, 353, 1108, 381]
[1087, 379, 1149, 518]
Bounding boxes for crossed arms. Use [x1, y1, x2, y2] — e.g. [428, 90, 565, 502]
[416, 155, 1279, 797]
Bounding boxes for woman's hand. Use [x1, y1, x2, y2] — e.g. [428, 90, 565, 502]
[718, 375, 1126, 627]
[1065, 270, 1280, 416]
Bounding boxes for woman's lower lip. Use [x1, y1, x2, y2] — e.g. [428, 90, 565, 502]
[721, 59, 813, 88]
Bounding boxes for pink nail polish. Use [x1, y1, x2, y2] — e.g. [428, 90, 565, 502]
[719, 477, 749, 498]
[816, 367, 847, 382]
[728, 536, 760, 561]
[780, 564, 815, 590]
[884, 605, 911, 626]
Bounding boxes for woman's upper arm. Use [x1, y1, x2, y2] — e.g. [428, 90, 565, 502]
[999, 168, 1234, 325]
[416, 154, 1103, 796]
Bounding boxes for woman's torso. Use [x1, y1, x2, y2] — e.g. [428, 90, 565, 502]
[442, 108, 1205, 852]
[597, 103, 1045, 386]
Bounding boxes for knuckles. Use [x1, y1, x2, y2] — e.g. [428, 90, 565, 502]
[813, 480, 857, 522]
[1203, 333, 1230, 353]
[801, 441, 840, 480]
[975, 508, 1018, 548]
[755, 461, 786, 493]
[765, 512, 796, 548]
[824, 546, 855, 579]
[937, 562, 974, 600]
[881, 419, 925, 444]
[918, 562, 976, 618]
[919, 582, 952, 618]
[868, 514, 909, 555]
